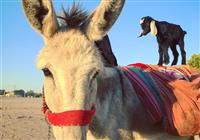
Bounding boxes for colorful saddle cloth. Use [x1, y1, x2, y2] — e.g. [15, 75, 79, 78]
[122, 63, 200, 136]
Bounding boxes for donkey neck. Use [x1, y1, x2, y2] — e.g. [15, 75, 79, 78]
[88, 67, 147, 139]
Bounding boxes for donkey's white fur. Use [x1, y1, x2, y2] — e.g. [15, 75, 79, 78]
[37, 30, 103, 112]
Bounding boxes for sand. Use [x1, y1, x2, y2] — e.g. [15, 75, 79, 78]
[1, 97, 199, 140]
[0, 97, 54, 140]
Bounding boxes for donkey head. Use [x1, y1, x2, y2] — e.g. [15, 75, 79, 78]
[22, 0, 125, 139]
[138, 16, 158, 37]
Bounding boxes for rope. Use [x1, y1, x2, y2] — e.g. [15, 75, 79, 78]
[45, 117, 51, 140]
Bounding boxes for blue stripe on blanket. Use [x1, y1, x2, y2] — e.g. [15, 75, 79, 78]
[128, 67, 165, 115]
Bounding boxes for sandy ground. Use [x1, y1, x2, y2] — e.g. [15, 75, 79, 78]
[1, 97, 199, 140]
[0, 97, 54, 140]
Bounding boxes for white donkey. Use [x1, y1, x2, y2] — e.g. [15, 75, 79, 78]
[22, 0, 200, 140]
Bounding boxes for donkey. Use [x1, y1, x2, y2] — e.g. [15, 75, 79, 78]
[22, 0, 200, 140]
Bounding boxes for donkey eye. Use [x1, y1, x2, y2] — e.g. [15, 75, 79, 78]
[88, 71, 99, 87]
[92, 71, 99, 79]
[42, 68, 53, 77]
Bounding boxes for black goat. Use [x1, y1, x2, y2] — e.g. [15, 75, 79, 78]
[138, 16, 187, 65]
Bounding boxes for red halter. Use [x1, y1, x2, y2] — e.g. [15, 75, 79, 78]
[42, 91, 96, 126]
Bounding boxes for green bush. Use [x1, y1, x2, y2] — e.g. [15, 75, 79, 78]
[0, 90, 5, 95]
[187, 53, 200, 72]
[26, 90, 42, 98]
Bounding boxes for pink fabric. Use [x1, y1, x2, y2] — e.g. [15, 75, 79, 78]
[123, 67, 163, 123]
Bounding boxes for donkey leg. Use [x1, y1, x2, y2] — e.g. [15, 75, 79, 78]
[170, 45, 179, 65]
[178, 40, 186, 65]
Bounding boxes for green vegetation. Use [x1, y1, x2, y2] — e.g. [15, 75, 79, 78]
[25, 90, 42, 98]
[0, 90, 5, 95]
[187, 53, 200, 72]
[0, 89, 42, 97]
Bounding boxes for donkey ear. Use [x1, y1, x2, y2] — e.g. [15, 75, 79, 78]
[22, 0, 58, 38]
[84, 0, 125, 41]
[150, 20, 157, 36]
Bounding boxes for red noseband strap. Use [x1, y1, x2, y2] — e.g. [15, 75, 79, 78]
[42, 91, 96, 126]
[45, 106, 96, 126]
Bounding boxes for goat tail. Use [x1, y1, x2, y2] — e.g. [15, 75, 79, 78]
[183, 30, 187, 35]
[163, 49, 170, 65]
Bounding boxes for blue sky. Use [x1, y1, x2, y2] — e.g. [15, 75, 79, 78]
[1, 0, 200, 92]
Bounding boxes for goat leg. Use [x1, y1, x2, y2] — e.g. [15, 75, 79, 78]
[158, 46, 163, 65]
[170, 45, 179, 65]
[179, 40, 186, 65]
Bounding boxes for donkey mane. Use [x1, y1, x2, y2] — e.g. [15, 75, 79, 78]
[57, 3, 89, 28]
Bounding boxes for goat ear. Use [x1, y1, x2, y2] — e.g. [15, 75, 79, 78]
[22, 0, 58, 38]
[83, 0, 125, 41]
[150, 20, 157, 36]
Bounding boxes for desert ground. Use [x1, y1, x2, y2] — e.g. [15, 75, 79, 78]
[1, 96, 199, 140]
[0, 97, 54, 140]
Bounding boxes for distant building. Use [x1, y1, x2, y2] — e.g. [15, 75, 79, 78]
[5, 90, 25, 97]
[14, 90, 25, 97]
[5, 91, 15, 97]
[0, 90, 5, 95]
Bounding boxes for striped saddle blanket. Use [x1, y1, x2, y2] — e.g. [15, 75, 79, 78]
[122, 63, 200, 136]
